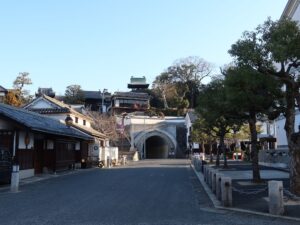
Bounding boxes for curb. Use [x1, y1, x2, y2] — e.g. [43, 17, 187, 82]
[190, 163, 300, 222]
[0, 167, 98, 192]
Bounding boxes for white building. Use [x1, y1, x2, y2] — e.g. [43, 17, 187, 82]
[273, 0, 300, 148]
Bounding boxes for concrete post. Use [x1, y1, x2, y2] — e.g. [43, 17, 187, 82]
[212, 170, 217, 193]
[221, 177, 232, 207]
[205, 166, 209, 184]
[216, 173, 222, 200]
[203, 165, 207, 182]
[208, 169, 212, 188]
[268, 180, 284, 215]
[132, 151, 139, 161]
[107, 156, 111, 168]
[10, 165, 19, 192]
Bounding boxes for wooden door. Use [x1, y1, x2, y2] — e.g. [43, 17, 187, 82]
[34, 140, 44, 174]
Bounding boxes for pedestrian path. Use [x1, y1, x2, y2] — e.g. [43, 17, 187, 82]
[192, 159, 300, 222]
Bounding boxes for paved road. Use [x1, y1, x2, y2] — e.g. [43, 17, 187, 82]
[0, 159, 298, 225]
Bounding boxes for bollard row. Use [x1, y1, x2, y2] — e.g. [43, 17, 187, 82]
[202, 164, 232, 207]
[199, 164, 285, 214]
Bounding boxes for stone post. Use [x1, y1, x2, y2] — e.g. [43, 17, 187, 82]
[221, 177, 232, 207]
[216, 173, 222, 200]
[268, 180, 284, 215]
[208, 169, 213, 188]
[203, 165, 207, 182]
[10, 165, 20, 192]
[212, 170, 217, 193]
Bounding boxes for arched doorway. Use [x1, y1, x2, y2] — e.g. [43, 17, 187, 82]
[145, 135, 169, 159]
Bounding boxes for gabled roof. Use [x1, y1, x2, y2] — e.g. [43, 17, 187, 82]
[24, 95, 91, 120]
[71, 123, 107, 139]
[83, 91, 101, 100]
[0, 103, 93, 140]
[0, 86, 8, 93]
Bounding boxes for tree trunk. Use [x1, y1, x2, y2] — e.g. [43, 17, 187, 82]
[220, 134, 228, 168]
[284, 85, 300, 194]
[209, 143, 213, 163]
[216, 147, 220, 167]
[248, 111, 261, 182]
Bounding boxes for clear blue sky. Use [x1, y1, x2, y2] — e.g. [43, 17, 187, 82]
[1, 0, 287, 96]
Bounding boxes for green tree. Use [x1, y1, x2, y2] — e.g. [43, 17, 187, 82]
[224, 65, 282, 181]
[229, 18, 300, 193]
[152, 56, 213, 112]
[192, 117, 217, 163]
[64, 85, 84, 104]
[196, 79, 241, 167]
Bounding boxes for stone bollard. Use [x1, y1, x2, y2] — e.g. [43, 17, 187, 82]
[212, 170, 217, 193]
[216, 173, 222, 200]
[208, 169, 213, 188]
[107, 156, 111, 168]
[207, 168, 211, 187]
[221, 177, 232, 207]
[207, 167, 211, 184]
[203, 165, 207, 182]
[268, 180, 284, 215]
[10, 164, 20, 192]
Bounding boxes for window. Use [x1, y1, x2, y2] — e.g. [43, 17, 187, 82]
[75, 117, 78, 123]
[83, 120, 86, 126]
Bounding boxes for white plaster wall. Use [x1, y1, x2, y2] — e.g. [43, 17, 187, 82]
[19, 169, 34, 179]
[275, 113, 300, 147]
[292, 3, 300, 22]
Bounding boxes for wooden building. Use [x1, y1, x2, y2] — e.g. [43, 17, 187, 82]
[23, 95, 108, 165]
[0, 103, 93, 180]
[111, 92, 150, 115]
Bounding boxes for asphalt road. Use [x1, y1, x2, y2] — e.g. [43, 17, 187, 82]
[0, 159, 298, 225]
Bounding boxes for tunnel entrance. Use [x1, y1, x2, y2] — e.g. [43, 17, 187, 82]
[145, 136, 169, 159]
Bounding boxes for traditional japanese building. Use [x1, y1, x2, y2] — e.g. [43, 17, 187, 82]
[0, 103, 93, 181]
[23, 95, 108, 164]
[110, 76, 150, 115]
[83, 90, 111, 113]
[127, 76, 149, 90]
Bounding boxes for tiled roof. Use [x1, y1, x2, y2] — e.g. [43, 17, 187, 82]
[83, 91, 101, 99]
[83, 91, 112, 100]
[28, 108, 70, 114]
[71, 123, 107, 139]
[0, 85, 8, 93]
[113, 92, 149, 99]
[24, 95, 91, 120]
[0, 103, 93, 140]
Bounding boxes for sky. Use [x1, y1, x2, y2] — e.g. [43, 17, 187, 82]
[1, 0, 288, 96]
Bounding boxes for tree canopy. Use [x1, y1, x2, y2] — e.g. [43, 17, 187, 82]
[229, 18, 300, 193]
[64, 85, 84, 104]
[152, 56, 213, 114]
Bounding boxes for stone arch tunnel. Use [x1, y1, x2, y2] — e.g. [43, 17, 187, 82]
[136, 129, 177, 159]
[145, 135, 169, 159]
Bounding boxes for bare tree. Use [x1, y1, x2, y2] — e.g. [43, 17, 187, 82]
[86, 111, 119, 144]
